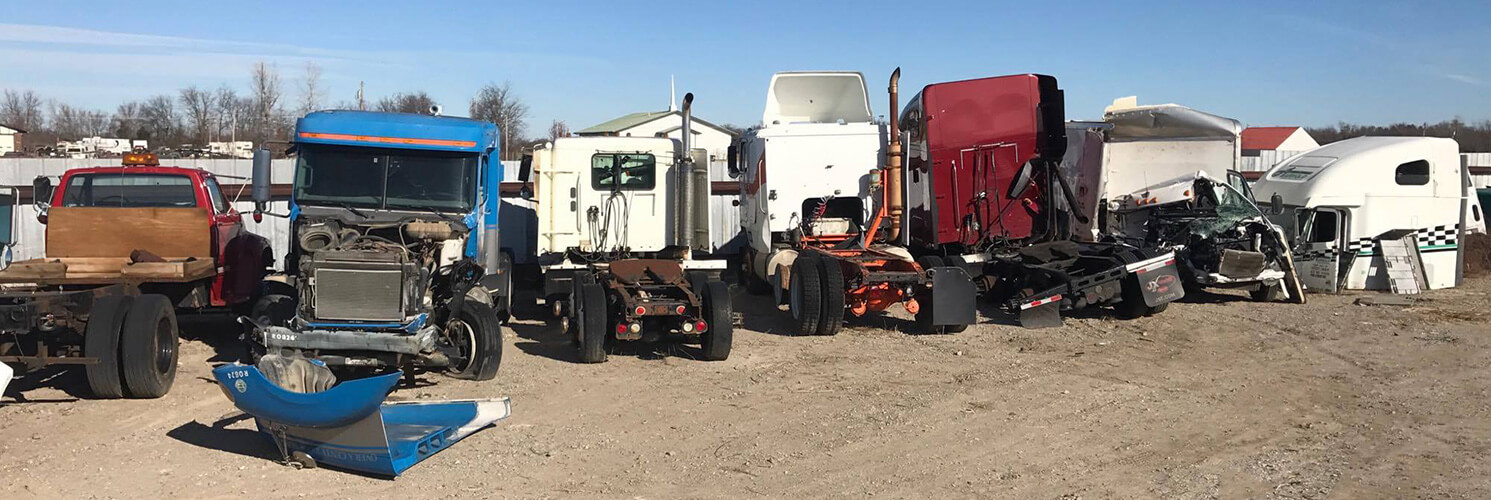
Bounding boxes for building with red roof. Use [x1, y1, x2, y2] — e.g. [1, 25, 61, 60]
[1241, 126, 1319, 156]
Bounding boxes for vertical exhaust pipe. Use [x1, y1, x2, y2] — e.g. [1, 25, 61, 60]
[677, 92, 696, 251]
[885, 68, 904, 242]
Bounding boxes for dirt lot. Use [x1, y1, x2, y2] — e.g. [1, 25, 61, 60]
[4, 278, 1491, 499]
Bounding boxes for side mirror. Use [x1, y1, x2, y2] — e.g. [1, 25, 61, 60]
[0, 187, 17, 247]
[1270, 193, 1284, 215]
[1008, 161, 1037, 200]
[518, 154, 533, 183]
[251, 148, 272, 217]
[517, 154, 534, 199]
[727, 144, 741, 178]
[32, 176, 52, 208]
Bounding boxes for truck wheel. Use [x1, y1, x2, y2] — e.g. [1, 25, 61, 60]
[83, 295, 133, 399]
[788, 256, 823, 336]
[121, 295, 178, 399]
[915, 256, 967, 334]
[442, 300, 503, 381]
[816, 257, 845, 336]
[575, 283, 608, 363]
[700, 280, 733, 361]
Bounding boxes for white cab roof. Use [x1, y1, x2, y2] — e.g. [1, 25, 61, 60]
[762, 72, 873, 126]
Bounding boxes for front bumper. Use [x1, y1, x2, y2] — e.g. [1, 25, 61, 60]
[259, 325, 438, 355]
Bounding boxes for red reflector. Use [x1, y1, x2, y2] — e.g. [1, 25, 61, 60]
[675, 305, 686, 315]
[634, 305, 646, 316]
[695, 320, 708, 333]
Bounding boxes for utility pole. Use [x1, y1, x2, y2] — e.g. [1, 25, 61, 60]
[358, 81, 366, 111]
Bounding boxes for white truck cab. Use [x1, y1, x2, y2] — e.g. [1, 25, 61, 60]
[733, 71, 885, 287]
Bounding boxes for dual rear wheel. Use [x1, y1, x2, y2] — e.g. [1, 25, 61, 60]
[83, 294, 179, 399]
[787, 255, 845, 337]
[572, 273, 733, 363]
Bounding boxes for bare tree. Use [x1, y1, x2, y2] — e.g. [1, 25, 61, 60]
[376, 92, 437, 114]
[251, 61, 284, 143]
[298, 62, 324, 115]
[214, 86, 252, 142]
[179, 86, 217, 144]
[139, 94, 180, 145]
[548, 119, 569, 141]
[469, 82, 528, 160]
[1, 90, 45, 131]
[114, 101, 142, 138]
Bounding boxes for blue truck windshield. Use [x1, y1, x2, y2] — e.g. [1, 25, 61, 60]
[294, 144, 478, 211]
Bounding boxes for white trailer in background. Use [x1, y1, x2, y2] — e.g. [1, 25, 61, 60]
[1251, 136, 1487, 291]
[209, 141, 255, 159]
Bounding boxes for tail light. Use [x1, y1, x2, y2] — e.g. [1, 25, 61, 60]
[681, 321, 694, 333]
[695, 320, 708, 333]
[674, 305, 686, 315]
[634, 305, 647, 316]
[615, 323, 628, 335]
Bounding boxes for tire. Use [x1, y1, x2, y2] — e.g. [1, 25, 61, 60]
[816, 257, 845, 336]
[83, 295, 132, 399]
[700, 280, 733, 361]
[442, 300, 503, 381]
[1250, 282, 1282, 302]
[120, 294, 178, 399]
[575, 283, 609, 363]
[913, 256, 964, 334]
[788, 256, 823, 336]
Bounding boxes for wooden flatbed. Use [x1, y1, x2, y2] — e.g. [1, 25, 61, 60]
[0, 257, 217, 285]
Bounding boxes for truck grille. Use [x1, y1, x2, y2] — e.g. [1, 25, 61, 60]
[313, 268, 405, 322]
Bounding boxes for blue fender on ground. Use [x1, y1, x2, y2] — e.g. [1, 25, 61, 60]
[212, 364, 511, 477]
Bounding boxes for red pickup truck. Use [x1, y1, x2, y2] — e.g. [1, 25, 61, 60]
[0, 152, 271, 398]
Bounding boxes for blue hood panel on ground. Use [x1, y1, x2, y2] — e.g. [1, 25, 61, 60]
[212, 364, 511, 477]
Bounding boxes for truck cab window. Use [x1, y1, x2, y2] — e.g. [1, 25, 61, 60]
[61, 174, 197, 207]
[204, 177, 231, 214]
[1394, 160, 1430, 186]
[591, 153, 656, 190]
[1308, 211, 1338, 243]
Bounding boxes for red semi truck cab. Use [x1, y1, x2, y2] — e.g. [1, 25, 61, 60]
[41, 153, 270, 307]
[900, 74, 1066, 252]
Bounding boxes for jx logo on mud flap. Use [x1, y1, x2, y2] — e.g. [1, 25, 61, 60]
[1146, 274, 1177, 293]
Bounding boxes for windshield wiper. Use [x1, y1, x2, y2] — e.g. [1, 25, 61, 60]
[335, 202, 370, 219]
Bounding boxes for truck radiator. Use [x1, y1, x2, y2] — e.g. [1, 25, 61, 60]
[309, 250, 412, 322]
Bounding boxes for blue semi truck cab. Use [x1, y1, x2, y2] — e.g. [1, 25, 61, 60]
[247, 110, 507, 381]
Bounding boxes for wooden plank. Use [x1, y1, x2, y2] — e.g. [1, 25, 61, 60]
[119, 259, 215, 280]
[0, 259, 67, 279]
[46, 207, 212, 259]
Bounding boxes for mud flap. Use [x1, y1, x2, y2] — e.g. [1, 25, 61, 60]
[1017, 294, 1064, 329]
[928, 266, 976, 327]
[1132, 262, 1185, 307]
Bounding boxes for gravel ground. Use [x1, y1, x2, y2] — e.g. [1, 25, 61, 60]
[3, 278, 1490, 499]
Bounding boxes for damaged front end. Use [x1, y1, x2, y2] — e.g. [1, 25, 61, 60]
[1111, 172, 1305, 303]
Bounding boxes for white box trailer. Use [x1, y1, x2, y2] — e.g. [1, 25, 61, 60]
[1251, 136, 1487, 291]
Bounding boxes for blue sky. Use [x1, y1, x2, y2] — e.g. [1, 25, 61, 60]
[1, 0, 1487, 136]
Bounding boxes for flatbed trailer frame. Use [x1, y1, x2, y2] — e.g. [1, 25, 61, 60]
[0, 256, 210, 398]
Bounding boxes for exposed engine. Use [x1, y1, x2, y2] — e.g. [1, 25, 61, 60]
[1128, 178, 1291, 284]
[293, 217, 474, 324]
